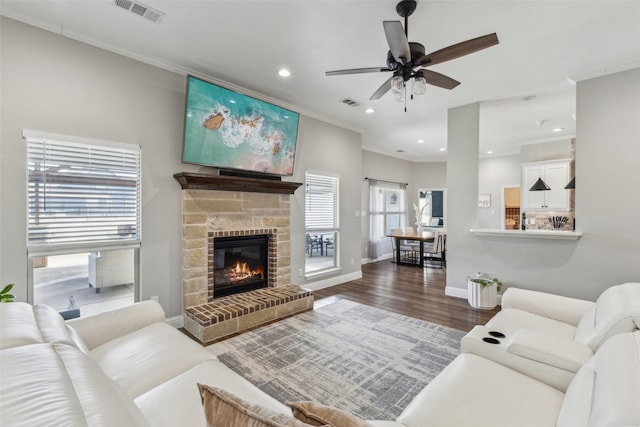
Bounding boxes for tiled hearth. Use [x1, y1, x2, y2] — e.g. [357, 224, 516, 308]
[175, 173, 312, 343]
[185, 285, 313, 344]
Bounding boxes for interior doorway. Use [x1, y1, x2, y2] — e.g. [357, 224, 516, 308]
[502, 185, 521, 230]
[418, 189, 447, 229]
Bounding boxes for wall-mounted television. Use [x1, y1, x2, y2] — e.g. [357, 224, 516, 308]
[182, 76, 300, 176]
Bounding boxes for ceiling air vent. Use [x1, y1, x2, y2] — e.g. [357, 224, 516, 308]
[340, 98, 362, 107]
[115, 0, 165, 23]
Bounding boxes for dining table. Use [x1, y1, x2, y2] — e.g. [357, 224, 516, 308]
[386, 230, 435, 268]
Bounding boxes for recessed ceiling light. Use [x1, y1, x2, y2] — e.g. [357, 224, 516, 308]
[522, 95, 536, 101]
[365, 108, 375, 114]
[396, 149, 405, 153]
[487, 150, 494, 154]
[439, 147, 446, 152]
[417, 139, 424, 144]
[553, 127, 564, 132]
[278, 68, 291, 77]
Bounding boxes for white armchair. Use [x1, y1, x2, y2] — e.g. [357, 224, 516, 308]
[88, 250, 134, 293]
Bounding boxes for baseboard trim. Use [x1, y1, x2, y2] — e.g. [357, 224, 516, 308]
[445, 286, 468, 299]
[166, 315, 184, 328]
[303, 270, 363, 291]
[363, 253, 392, 264]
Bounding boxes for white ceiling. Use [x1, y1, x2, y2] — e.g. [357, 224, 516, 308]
[2, 1, 639, 162]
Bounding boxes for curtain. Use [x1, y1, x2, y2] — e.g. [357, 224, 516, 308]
[368, 180, 407, 259]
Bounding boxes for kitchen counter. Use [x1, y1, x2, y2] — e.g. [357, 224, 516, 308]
[470, 228, 582, 240]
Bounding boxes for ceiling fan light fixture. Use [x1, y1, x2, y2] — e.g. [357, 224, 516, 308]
[391, 75, 404, 93]
[412, 76, 426, 95]
[394, 90, 405, 102]
[529, 177, 551, 191]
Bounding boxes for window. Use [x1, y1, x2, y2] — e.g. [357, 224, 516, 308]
[305, 172, 339, 274]
[368, 180, 407, 259]
[24, 130, 141, 317]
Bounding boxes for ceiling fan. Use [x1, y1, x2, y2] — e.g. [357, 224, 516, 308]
[326, 0, 499, 104]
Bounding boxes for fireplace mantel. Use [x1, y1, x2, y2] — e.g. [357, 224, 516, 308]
[174, 172, 302, 194]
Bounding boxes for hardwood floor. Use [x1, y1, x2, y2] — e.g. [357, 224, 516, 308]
[312, 260, 500, 332]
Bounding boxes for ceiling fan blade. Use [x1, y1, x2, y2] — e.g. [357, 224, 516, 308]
[383, 21, 411, 65]
[370, 76, 394, 100]
[416, 69, 460, 90]
[416, 33, 499, 67]
[326, 67, 392, 76]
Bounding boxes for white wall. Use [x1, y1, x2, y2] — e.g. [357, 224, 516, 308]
[447, 68, 640, 301]
[477, 154, 520, 229]
[446, 104, 481, 298]
[359, 152, 447, 260]
[410, 161, 447, 211]
[1, 17, 186, 318]
[0, 18, 364, 315]
[360, 150, 412, 260]
[520, 139, 572, 163]
[290, 116, 363, 287]
[573, 68, 640, 297]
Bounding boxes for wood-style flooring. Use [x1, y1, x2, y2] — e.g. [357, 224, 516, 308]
[313, 260, 500, 332]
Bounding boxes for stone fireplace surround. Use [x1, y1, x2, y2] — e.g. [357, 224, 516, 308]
[175, 172, 313, 343]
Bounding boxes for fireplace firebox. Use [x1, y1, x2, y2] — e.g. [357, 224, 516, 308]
[212, 235, 269, 298]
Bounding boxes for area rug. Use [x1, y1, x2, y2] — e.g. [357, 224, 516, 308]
[208, 299, 465, 420]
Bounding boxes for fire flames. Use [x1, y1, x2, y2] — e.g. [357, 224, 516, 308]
[225, 262, 264, 283]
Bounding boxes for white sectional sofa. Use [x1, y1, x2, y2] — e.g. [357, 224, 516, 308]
[1, 288, 640, 426]
[461, 282, 640, 391]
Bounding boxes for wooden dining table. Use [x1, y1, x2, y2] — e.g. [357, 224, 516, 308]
[386, 230, 435, 268]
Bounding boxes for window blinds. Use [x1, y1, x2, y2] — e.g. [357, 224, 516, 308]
[25, 131, 141, 255]
[305, 172, 338, 231]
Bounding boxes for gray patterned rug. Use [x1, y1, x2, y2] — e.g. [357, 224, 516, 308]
[208, 299, 465, 420]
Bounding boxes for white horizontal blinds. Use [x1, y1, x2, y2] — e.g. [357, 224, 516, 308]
[26, 134, 141, 255]
[305, 172, 338, 231]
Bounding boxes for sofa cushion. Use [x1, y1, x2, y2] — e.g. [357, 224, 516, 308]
[397, 353, 564, 427]
[485, 307, 577, 339]
[198, 384, 316, 427]
[588, 331, 640, 425]
[91, 321, 215, 398]
[34, 304, 89, 352]
[134, 359, 292, 427]
[0, 343, 149, 426]
[555, 360, 595, 427]
[574, 282, 640, 350]
[0, 302, 43, 349]
[558, 331, 640, 426]
[0, 302, 89, 352]
[67, 300, 166, 350]
[287, 401, 371, 427]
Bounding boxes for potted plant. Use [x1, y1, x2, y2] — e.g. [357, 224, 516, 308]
[1, 283, 15, 303]
[467, 274, 502, 309]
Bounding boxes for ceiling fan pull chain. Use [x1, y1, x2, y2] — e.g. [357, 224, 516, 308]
[404, 86, 408, 112]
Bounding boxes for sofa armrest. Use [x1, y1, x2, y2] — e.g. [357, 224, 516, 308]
[501, 287, 595, 326]
[67, 300, 166, 350]
[507, 330, 593, 372]
[461, 325, 592, 391]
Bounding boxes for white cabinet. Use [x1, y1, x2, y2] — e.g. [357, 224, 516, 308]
[521, 159, 572, 210]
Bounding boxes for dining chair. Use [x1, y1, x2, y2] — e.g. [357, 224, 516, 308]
[403, 227, 421, 262]
[423, 231, 447, 268]
[306, 234, 322, 257]
[391, 228, 415, 263]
